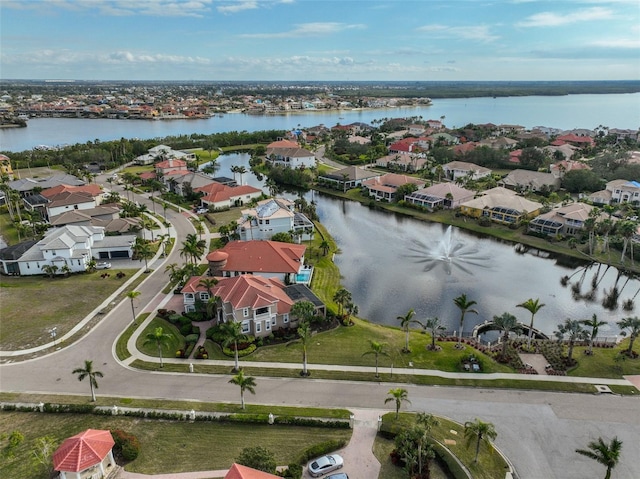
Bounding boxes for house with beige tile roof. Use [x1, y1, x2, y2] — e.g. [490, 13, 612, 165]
[529, 202, 608, 237]
[237, 198, 314, 241]
[459, 191, 542, 224]
[206, 240, 308, 284]
[361, 173, 426, 202]
[405, 182, 475, 209]
[317, 165, 380, 191]
[499, 169, 560, 192]
[441, 161, 492, 182]
[181, 274, 324, 336]
[46, 191, 98, 220]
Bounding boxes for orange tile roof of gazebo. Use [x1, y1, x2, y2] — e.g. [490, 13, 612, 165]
[53, 429, 115, 473]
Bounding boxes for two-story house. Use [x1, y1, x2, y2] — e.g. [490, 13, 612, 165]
[181, 274, 324, 337]
[237, 198, 314, 241]
[195, 183, 263, 210]
[441, 161, 492, 182]
[591, 180, 640, 205]
[528, 203, 607, 237]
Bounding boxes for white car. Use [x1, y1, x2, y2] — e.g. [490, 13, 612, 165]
[195, 207, 208, 214]
[96, 262, 112, 270]
[308, 454, 344, 477]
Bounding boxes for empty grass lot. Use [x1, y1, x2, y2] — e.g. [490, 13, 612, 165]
[0, 411, 352, 478]
[0, 270, 138, 350]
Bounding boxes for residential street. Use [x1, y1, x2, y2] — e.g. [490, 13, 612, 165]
[1, 182, 639, 479]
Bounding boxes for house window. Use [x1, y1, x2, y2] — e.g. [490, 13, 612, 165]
[241, 321, 250, 334]
[243, 308, 249, 317]
[256, 306, 269, 315]
[266, 320, 271, 331]
[184, 293, 194, 302]
[186, 305, 196, 313]
[200, 293, 210, 301]
[271, 316, 276, 326]
[283, 314, 289, 324]
[256, 322, 262, 334]
[265, 219, 270, 225]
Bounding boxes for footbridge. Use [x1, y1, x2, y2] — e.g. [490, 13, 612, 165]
[471, 320, 550, 341]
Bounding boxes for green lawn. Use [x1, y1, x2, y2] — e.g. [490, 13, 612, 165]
[0, 270, 140, 350]
[0, 411, 351, 478]
[136, 317, 185, 359]
[568, 341, 640, 378]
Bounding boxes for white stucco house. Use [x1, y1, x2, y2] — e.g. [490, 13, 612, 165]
[0, 225, 135, 276]
[237, 198, 314, 241]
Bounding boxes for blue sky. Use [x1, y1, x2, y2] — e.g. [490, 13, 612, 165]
[1, 0, 639, 81]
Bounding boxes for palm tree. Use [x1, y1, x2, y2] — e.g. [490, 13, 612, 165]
[416, 317, 446, 351]
[581, 314, 607, 355]
[290, 300, 315, 325]
[493, 312, 522, 358]
[198, 277, 219, 298]
[180, 233, 206, 265]
[42, 264, 59, 278]
[453, 294, 478, 348]
[617, 316, 640, 356]
[133, 238, 154, 273]
[236, 165, 247, 185]
[554, 319, 587, 363]
[385, 388, 410, 419]
[126, 290, 141, 324]
[228, 369, 256, 410]
[332, 288, 352, 318]
[576, 437, 623, 479]
[517, 298, 545, 349]
[143, 327, 173, 368]
[297, 320, 312, 376]
[464, 418, 497, 464]
[319, 240, 330, 256]
[397, 309, 416, 353]
[362, 340, 389, 378]
[618, 220, 636, 263]
[72, 360, 103, 402]
[221, 321, 249, 372]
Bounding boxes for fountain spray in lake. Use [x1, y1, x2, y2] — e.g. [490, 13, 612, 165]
[405, 226, 491, 276]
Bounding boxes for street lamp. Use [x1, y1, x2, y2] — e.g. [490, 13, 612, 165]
[50, 327, 57, 347]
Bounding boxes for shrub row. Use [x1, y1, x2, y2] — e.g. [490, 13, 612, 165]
[296, 439, 348, 465]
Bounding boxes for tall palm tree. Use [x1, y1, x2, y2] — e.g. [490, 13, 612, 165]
[290, 300, 315, 325]
[397, 309, 416, 353]
[236, 165, 247, 185]
[517, 298, 545, 349]
[362, 340, 389, 378]
[453, 294, 478, 348]
[576, 437, 623, 479]
[126, 291, 141, 324]
[319, 240, 330, 256]
[297, 320, 312, 376]
[554, 319, 587, 362]
[221, 321, 249, 372]
[133, 238, 154, 273]
[180, 233, 206, 265]
[72, 360, 103, 402]
[143, 327, 173, 368]
[493, 312, 522, 357]
[581, 314, 608, 355]
[385, 388, 410, 419]
[617, 316, 640, 356]
[618, 220, 636, 264]
[332, 288, 352, 318]
[228, 369, 256, 410]
[464, 418, 497, 464]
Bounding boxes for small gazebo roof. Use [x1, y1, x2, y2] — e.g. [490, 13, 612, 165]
[53, 429, 115, 473]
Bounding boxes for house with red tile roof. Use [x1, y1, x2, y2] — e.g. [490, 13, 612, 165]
[266, 139, 300, 149]
[195, 183, 262, 210]
[362, 173, 426, 202]
[551, 134, 595, 148]
[53, 429, 115, 479]
[182, 274, 324, 336]
[388, 137, 429, 155]
[549, 159, 591, 179]
[45, 191, 98, 220]
[155, 158, 188, 176]
[225, 463, 280, 479]
[206, 240, 307, 284]
[42, 183, 103, 200]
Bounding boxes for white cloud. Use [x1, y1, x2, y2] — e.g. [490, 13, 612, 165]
[1, 49, 211, 66]
[239, 22, 365, 39]
[217, 1, 258, 14]
[516, 7, 614, 27]
[416, 24, 498, 42]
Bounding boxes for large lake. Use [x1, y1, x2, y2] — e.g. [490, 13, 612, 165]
[1, 92, 639, 153]
[211, 152, 634, 337]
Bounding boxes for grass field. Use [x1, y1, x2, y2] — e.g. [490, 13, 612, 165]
[0, 269, 140, 350]
[0, 411, 352, 478]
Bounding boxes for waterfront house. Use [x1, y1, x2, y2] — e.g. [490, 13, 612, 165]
[155, 158, 187, 177]
[0, 225, 135, 275]
[237, 198, 314, 241]
[361, 173, 426, 202]
[195, 182, 262, 210]
[181, 274, 324, 336]
[8, 174, 85, 197]
[405, 182, 475, 210]
[265, 145, 316, 169]
[317, 166, 380, 191]
[206, 240, 310, 284]
[499, 169, 560, 192]
[167, 171, 217, 196]
[459, 189, 542, 224]
[528, 203, 607, 237]
[441, 161, 492, 182]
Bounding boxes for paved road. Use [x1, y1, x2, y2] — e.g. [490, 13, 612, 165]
[1, 182, 639, 479]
